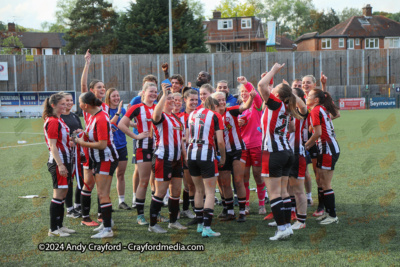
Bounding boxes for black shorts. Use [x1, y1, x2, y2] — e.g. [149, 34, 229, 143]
[308, 144, 318, 159]
[93, 160, 119, 176]
[136, 148, 153, 163]
[132, 140, 137, 164]
[261, 150, 294, 178]
[48, 162, 72, 189]
[289, 154, 306, 179]
[219, 150, 243, 171]
[117, 146, 128, 162]
[188, 159, 219, 179]
[152, 155, 183, 181]
[317, 152, 340, 171]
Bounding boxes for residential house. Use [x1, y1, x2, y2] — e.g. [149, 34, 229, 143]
[203, 11, 267, 53]
[275, 35, 296, 51]
[4, 23, 66, 55]
[295, 4, 400, 51]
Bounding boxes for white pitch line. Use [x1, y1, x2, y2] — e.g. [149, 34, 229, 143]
[0, 142, 45, 149]
[0, 132, 43, 135]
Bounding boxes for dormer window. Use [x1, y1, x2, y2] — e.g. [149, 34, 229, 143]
[241, 18, 251, 29]
[218, 19, 233, 30]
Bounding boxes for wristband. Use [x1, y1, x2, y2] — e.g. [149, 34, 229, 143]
[115, 113, 120, 117]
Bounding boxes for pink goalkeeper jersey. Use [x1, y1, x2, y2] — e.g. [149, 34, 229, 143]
[239, 82, 263, 149]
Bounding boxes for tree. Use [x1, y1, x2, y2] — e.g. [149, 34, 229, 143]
[64, 0, 119, 54]
[0, 21, 6, 31]
[215, 0, 264, 17]
[298, 8, 340, 36]
[262, 0, 314, 38]
[373, 11, 400, 22]
[55, 0, 78, 26]
[186, 0, 205, 19]
[0, 35, 24, 54]
[116, 0, 207, 54]
[339, 7, 362, 22]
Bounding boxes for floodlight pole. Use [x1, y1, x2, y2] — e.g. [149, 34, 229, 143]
[169, 0, 174, 75]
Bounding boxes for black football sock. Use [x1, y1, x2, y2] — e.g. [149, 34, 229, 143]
[182, 190, 190, 211]
[81, 190, 91, 218]
[50, 198, 63, 231]
[270, 197, 285, 226]
[168, 197, 180, 223]
[203, 208, 214, 227]
[149, 196, 163, 226]
[324, 190, 336, 217]
[136, 198, 145, 215]
[101, 203, 112, 228]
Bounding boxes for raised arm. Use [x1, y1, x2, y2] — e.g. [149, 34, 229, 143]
[239, 89, 256, 113]
[320, 71, 327, 92]
[258, 63, 285, 102]
[81, 49, 91, 93]
[110, 101, 123, 124]
[162, 63, 169, 79]
[153, 83, 169, 122]
[295, 95, 307, 115]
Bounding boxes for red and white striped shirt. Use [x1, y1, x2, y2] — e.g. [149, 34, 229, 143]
[125, 103, 156, 150]
[153, 113, 183, 161]
[85, 110, 118, 163]
[186, 108, 222, 161]
[83, 102, 109, 126]
[310, 105, 340, 154]
[261, 94, 291, 152]
[289, 111, 308, 156]
[221, 106, 245, 152]
[44, 117, 71, 164]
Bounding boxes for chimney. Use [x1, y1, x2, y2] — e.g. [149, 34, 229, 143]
[8, 23, 16, 32]
[362, 4, 372, 17]
[213, 11, 221, 19]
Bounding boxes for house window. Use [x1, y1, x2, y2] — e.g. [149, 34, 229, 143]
[241, 18, 251, 29]
[42, 48, 53, 55]
[355, 38, 360, 45]
[339, 38, 344, 48]
[387, 37, 400, 48]
[321, 38, 331, 49]
[347, 39, 354, 49]
[216, 43, 231, 52]
[365, 38, 379, 49]
[21, 48, 38, 55]
[218, 19, 233, 30]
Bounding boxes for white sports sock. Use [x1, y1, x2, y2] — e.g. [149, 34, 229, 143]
[227, 209, 234, 215]
[265, 191, 269, 198]
[132, 193, 136, 203]
[307, 192, 312, 199]
[118, 195, 125, 204]
[74, 203, 81, 209]
[278, 225, 286, 231]
[67, 206, 74, 212]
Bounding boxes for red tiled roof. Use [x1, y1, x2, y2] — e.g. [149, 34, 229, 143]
[320, 15, 400, 38]
[276, 35, 294, 49]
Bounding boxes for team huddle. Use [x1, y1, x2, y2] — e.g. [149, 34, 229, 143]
[42, 50, 340, 241]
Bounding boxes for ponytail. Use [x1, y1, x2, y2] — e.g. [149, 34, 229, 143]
[42, 98, 53, 120]
[204, 96, 219, 111]
[312, 89, 339, 117]
[80, 91, 102, 107]
[276, 83, 302, 120]
[42, 94, 65, 120]
[285, 94, 302, 120]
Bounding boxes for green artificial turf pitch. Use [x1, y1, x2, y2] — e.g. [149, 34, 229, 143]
[0, 109, 399, 266]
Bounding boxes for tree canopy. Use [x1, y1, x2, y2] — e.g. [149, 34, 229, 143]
[64, 0, 119, 54]
[116, 0, 207, 54]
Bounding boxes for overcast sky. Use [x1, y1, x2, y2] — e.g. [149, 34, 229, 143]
[0, 0, 397, 30]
